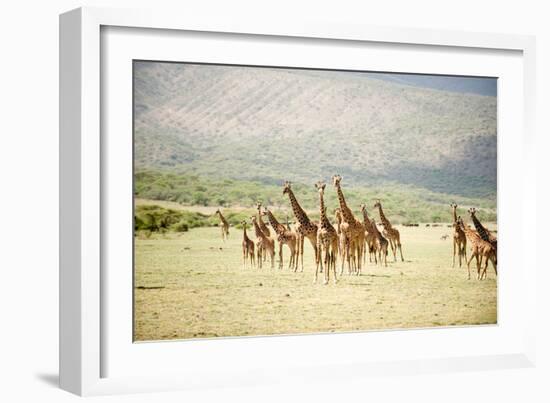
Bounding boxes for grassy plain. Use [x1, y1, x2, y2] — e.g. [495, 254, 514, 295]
[134, 224, 497, 341]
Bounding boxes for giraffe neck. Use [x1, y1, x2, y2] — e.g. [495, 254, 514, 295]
[243, 225, 249, 241]
[335, 184, 354, 223]
[217, 212, 228, 225]
[452, 207, 458, 223]
[377, 205, 391, 228]
[471, 214, 490, 242]
[256, 210, 270, 234]
[252, 220, 267, 240]
[266, 211, 285, 235]
[362, 209, 373, 231]
[370, 217, 381, 236]
[287, 188, 311, 226]
[318, 192, 330, 227]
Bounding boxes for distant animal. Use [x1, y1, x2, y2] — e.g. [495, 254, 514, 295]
[468, 208, 497, 258]
[441, 234, 449, 240]
[240, 220, 255, 269]
[214, 209, 229, 242]
[251, 216, 275, 269]
[374, 200, 404, 262]
[457, 216, 497, 280]
[362, 204, 388, 267]
[450, 203, 467, 268]
[262, 207, 298, 271]
[283, 181, 319, 272]
[314, 181, 338, 284]
[333, 175, 365, 275]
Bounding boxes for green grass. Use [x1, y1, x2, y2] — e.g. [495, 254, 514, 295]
[134, 226, 497, 341]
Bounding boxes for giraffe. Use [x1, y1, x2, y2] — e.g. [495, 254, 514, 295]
[361, 204, 388, 267]
[262, 207, 298, 271]
[282, 181, 319, 272]
[256, 201, 271, 262]
[450, 203, 467, 268]
[468, 208, 497, 259]
[240, 220, 255, 269]
[359, 204, 378, 264]
[214, 209, 229, 242]
[314, 182, 338, 284]
[251, 216, 275, 269]
[334, 208, 352, 273]
[256, 201, 271, 237]
[332, 175, 365, 276]
[457, 216, 497, 280]
[373, 200, 404, 262]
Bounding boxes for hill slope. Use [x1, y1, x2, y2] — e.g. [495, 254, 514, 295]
[134, 62, 497, 198]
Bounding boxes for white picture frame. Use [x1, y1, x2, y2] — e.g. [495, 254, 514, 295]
[59, 6, 537, 396]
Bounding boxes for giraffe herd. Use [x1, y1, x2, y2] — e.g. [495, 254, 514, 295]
[451, 204, 498, 280]
[213, 177, 498, 284]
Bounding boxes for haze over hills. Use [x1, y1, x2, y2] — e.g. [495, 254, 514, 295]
[134, 62, 497, 199]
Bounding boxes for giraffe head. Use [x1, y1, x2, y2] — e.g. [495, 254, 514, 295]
[256, 201, 263, 212]
[215, 208, 221, 214]
[261, 207, 269, 217]
[450, 203, 457, 210]
[468, 207, 477, 217]
[240, 220, 248, 229]
[373, 199, 382, 209]
[315, 181, 326, 195]
[282, 181, 292, 195]
[250, 215, 257, 224]
[332, 174, 342, 188]
[360, 203, 367, 213]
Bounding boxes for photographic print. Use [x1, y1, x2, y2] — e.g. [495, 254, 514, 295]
[133, 61, 497, 341]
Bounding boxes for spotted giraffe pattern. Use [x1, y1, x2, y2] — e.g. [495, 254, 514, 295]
[283, 181, 318, 272]
[361, 204, 387, 266]
[451, 203, 467, 268]
[332, 175, 365, 275]
[374, 200, 404, 262]
[240, 221, 255, 269]
[215, 209, 230, 242]
[251, 216, 275, 269]
[457, 217, 496, 280]
[314, 182, 338, 284]
[468, 208, 497, 254]
[262, 208, 298, 270]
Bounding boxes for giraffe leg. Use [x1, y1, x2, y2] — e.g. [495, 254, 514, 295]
[278, 242, 283, 270]
[331, 239, 338, 284]
[300, 236, 305, 272]
[466, 251, 477, 280]
[323, 245, 330, 285]
[452, 240, 456, 268]
[482, 255, 489, 280]
[389, 238, 396, 262]
[314, 242, 321, 283]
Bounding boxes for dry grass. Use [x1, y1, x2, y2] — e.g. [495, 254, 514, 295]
[134, 225, 497, 341]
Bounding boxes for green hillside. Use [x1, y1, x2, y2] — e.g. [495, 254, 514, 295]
[134, 62, 497, 199]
